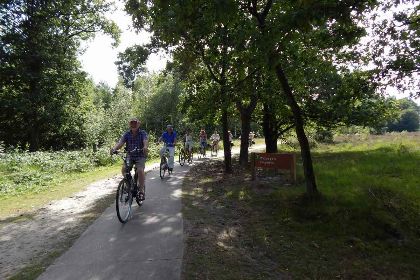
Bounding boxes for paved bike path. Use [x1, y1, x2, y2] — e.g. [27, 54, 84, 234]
[38, 163, 189, 280]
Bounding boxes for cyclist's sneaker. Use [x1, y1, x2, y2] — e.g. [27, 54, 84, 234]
[137, 186, 145, 201]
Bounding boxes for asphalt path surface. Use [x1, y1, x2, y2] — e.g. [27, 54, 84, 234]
[37, 144, 264, 280]
[37, 162, 189, 280]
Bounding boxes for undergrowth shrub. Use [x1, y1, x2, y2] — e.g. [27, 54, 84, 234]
[0, 139, 163, 197]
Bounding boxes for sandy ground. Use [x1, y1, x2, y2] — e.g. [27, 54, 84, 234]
[0, 174, 124, 279]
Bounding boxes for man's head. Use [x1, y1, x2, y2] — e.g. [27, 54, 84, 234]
[167, 124, 173, 133]
[129, 118, 140, 131]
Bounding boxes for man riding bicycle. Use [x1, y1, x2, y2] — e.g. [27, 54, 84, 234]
[159, 125, 177, 172]
[111, 117, 148, 201]
[199, 128, 207, 154]
[210, 130, 220, 151]
[228, 130, 234, 150]
[184, 129, 193, 160]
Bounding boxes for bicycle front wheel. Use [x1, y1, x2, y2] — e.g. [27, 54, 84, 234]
[160, 158, 167, 179]
[116, 179, 132, 223]
[179, 150, 185, 166]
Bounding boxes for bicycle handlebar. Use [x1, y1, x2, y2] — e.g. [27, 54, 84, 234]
[111, 147, 144, 155]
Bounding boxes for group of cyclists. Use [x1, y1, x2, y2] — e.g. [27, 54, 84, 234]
[110, 117, 235, 202]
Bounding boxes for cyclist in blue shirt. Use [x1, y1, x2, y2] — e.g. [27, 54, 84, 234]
[159, 125, 177, 172]
[111, 118, 148, 200]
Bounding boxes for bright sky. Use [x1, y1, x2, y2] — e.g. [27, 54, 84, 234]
[78, 1, 168, 87]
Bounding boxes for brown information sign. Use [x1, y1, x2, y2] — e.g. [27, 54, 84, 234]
[251, 153, 296, 182]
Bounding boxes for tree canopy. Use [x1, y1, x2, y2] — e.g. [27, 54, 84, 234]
[0, 0, 120, 150]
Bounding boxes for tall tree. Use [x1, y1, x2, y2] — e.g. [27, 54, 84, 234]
[387, 98, 420, 132]
[0, 0, 120, 150]
[125, 0, 244, 172]
[240, 0, 385, 196]
[365, 1, 419, 97]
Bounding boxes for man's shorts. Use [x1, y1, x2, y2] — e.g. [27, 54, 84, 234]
[126, 156, 146, 170]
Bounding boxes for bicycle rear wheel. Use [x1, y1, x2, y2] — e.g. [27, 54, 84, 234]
[211, 145, 216, 156]
[116, 179, 132, 223]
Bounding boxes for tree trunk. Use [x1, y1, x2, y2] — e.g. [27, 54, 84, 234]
[262, 102, 278, 153]
[275, 65, 318, 196]
[239, 111, 251, 166]
[221, 107, 232, 173]
[26, 6, 42, 152]
[236, 93, 258, 166]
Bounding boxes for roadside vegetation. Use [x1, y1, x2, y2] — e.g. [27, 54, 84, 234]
[182, 132, 420, 279]
[0, 142, 161, 218]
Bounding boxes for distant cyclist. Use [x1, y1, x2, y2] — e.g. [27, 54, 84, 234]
[111, 117, 148, 201]
[159, 125, 177, 172]
[228, 130, 233, 150]
[210, 130, 220, 151]
[249, 131, 255, 147]
[199, 128, 207, 155]
[184, 129, 193, 160]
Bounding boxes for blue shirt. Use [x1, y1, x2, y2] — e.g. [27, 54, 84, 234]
[161, 131, 177, 147]
[122, 129, 148, 159]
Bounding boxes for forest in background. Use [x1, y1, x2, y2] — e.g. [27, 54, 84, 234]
[1, 0, 419, 197]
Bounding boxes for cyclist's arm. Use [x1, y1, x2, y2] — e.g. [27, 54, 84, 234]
[143, 138, 148, 155]
[111, 136, 125, 152]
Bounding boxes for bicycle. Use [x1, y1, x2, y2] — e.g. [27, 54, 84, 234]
[178, 146, 186, 166]
[160, 145, 173, 179]
[179, 145, 193, 166]
[210, 140, 219, 157]
[112, 148, 144, 223]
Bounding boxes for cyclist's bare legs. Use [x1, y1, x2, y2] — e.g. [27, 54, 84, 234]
[186, 142, 193, 160]
[167, 147, 175, 169]
[137, 168, 145, 192]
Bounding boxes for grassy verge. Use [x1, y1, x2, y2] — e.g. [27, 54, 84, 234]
[0, 157, 160, 219]
[182, 134, 420, 279]
[0, 163, 120, 219]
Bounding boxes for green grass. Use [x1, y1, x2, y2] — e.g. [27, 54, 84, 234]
[0, 153, 160, 219]
[182, 132, 420, 279]
[0, 163, 120, 219]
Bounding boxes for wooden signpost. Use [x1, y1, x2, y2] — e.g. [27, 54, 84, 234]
[251, 153, 296, 183]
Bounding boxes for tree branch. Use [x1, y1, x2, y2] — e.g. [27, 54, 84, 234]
[194, 47, 222, 84]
